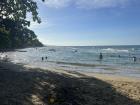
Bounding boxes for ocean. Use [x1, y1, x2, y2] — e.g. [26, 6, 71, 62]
[5, 45, 140, 78]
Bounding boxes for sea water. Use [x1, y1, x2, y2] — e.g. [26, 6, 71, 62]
[5, 45, 140, 78]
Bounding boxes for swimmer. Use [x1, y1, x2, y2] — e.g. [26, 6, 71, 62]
[99, 53, 103, 60]
[118, 55, 121, 58]
[133, 56, 137, 62]
[42, 57, 44, 61]
[45, 56, 48, 60]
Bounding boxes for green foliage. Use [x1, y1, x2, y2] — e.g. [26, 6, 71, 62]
[0, 0, 43, 24]
[0, 29, 11, 49]
[0, 19, 43, 49]
[0, 0, 44, 49]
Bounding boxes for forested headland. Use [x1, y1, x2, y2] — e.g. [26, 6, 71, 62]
[0, 0, 44, 50]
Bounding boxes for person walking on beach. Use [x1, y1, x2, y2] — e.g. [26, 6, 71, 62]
[99, 53, 103, 61]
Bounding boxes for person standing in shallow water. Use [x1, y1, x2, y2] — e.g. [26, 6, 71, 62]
[133, 56, 137, 62]
[99, 53, 103, 61]
[42, 57, 44, 61]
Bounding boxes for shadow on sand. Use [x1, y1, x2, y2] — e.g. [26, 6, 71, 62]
[0, 63, 140, 105]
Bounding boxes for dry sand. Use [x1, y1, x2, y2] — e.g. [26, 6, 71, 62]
[0, 61, 140, 105]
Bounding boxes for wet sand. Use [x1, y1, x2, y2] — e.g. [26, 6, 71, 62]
[0, 61, 140, 105]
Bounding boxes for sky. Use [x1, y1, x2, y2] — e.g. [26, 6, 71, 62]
[29, 0, 140, 46]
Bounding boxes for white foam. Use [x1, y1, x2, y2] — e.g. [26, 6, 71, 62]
[102, 48, 129, 53]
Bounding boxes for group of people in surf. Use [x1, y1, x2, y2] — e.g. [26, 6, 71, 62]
[41, 56, 48, 61]
[41, 52, 138, 63]
[99, 52, 138, 63]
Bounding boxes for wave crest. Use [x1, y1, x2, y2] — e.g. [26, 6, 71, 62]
[102, 48, 129, 53]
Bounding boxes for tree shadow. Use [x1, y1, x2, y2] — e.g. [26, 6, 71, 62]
[0, 64, 140, 105]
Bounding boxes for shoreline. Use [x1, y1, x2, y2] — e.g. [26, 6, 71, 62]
[24, 63, 140, 82]
[0, 61, 140, 104]
[1, 61, 140, 82]
[2, 46, 140, 79]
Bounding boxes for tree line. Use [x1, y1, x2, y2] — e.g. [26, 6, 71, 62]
[0, 0, 44, 50]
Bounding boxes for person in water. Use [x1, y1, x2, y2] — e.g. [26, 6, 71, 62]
[118, 55, 121, 58]
[45, 56, 48, 60]
[133, 56, 137, 62]
[99, 53, 103, 60]
[42, 57, 44, 61]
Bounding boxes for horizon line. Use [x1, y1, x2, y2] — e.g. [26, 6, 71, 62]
[43, 44, 140, 47]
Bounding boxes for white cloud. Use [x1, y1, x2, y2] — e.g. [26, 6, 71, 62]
[44, 0, 71, 8]
[42, 0, 131, 9]
[76, 0, 129, 9]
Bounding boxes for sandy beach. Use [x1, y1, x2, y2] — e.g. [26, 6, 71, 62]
[0, 61, 140, 105]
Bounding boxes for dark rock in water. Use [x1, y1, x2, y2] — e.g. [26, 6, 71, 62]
[18, 50, 27, 52]
[48, 49, 56, 52]
[74, 50, 78, 52]
[72, 49, 78, 53]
